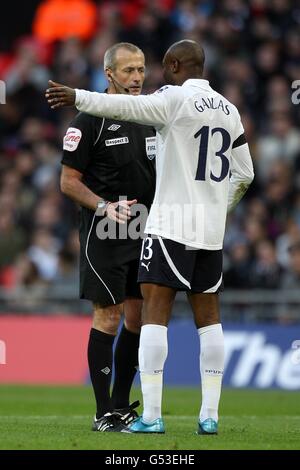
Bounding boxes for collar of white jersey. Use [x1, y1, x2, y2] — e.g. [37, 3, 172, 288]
[182, 79, 211, 90]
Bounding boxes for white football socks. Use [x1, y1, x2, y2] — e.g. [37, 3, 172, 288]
[138, 324, 168, 423]
[198, 323, 224, 423]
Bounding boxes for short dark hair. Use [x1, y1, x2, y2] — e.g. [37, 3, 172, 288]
[168, 40, 205, 74]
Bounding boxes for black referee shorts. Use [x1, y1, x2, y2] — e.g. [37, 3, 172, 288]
[138, 236, 223, 293]
[79, 209, 142, 307]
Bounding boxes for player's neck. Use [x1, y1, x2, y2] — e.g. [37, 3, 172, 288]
[177, 74, 203, 86]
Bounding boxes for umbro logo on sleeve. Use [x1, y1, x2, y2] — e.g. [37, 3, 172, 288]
[107, 124, 121, 131]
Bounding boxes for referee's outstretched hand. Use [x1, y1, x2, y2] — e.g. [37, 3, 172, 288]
[45, 80, 76, 109]
[106, 199, 138, 224]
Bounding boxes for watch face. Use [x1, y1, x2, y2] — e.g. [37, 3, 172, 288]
[96, 201, 106, 215]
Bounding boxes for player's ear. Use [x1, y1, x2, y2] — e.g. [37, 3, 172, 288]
[171, 59, 180, 74]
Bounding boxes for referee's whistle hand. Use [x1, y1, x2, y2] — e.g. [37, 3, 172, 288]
[120, 199, 138, 217]
[106, 199, 137, 224]
[45, 80, 76, 109]
[125, 199, 138, 207]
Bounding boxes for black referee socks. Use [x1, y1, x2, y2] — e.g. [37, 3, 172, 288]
[88, 328, 115, 419]
[111, 325, 140, 409]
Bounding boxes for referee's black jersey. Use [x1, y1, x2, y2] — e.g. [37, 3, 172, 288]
[61, 112, 156, 211]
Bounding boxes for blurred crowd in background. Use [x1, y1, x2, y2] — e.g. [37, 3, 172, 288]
[0, 0, 300, 316]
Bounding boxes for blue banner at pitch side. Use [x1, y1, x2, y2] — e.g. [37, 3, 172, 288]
[162, 321, 300, 390]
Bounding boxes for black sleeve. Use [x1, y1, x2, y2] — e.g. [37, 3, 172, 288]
[61, 113, 102, 172]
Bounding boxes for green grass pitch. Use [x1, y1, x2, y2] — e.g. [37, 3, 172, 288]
[0, 385, 299, 450]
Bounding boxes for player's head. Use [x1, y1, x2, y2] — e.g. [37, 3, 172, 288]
[162, 40, 205, 86]
[104, 43, 145, 95]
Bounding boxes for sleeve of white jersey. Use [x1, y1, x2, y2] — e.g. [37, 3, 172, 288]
[227, 116, 254, 213]
[75, 87, 172, 128]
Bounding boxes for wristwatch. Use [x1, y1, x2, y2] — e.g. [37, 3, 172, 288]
[96, 199, 109, 216]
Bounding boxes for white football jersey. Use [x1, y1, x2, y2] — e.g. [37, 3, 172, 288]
[76, 79, 254, 249]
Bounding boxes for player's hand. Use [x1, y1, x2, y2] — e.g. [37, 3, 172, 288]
[45, 80, 76, 109]
[106, 199, 138, 224]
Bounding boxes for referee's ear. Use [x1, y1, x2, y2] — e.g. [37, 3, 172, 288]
[105, 69, 113, 82]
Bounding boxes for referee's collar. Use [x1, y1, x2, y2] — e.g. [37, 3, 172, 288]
[182, 79, 211, 91]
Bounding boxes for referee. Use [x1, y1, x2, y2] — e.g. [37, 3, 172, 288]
[60, 43, 155, 432]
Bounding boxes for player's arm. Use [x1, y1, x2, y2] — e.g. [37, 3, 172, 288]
[227, 135, 254, 213]
[75, 89, 169, 128]
[45, 80, 170, 127]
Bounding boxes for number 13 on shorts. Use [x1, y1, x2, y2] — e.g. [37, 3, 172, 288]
[140, 237, 153, 261]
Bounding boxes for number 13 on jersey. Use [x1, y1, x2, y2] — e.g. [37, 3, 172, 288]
[194, 126, 231, 182]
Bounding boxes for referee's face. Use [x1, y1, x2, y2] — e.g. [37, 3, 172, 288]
[111, 49, 145, 95]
